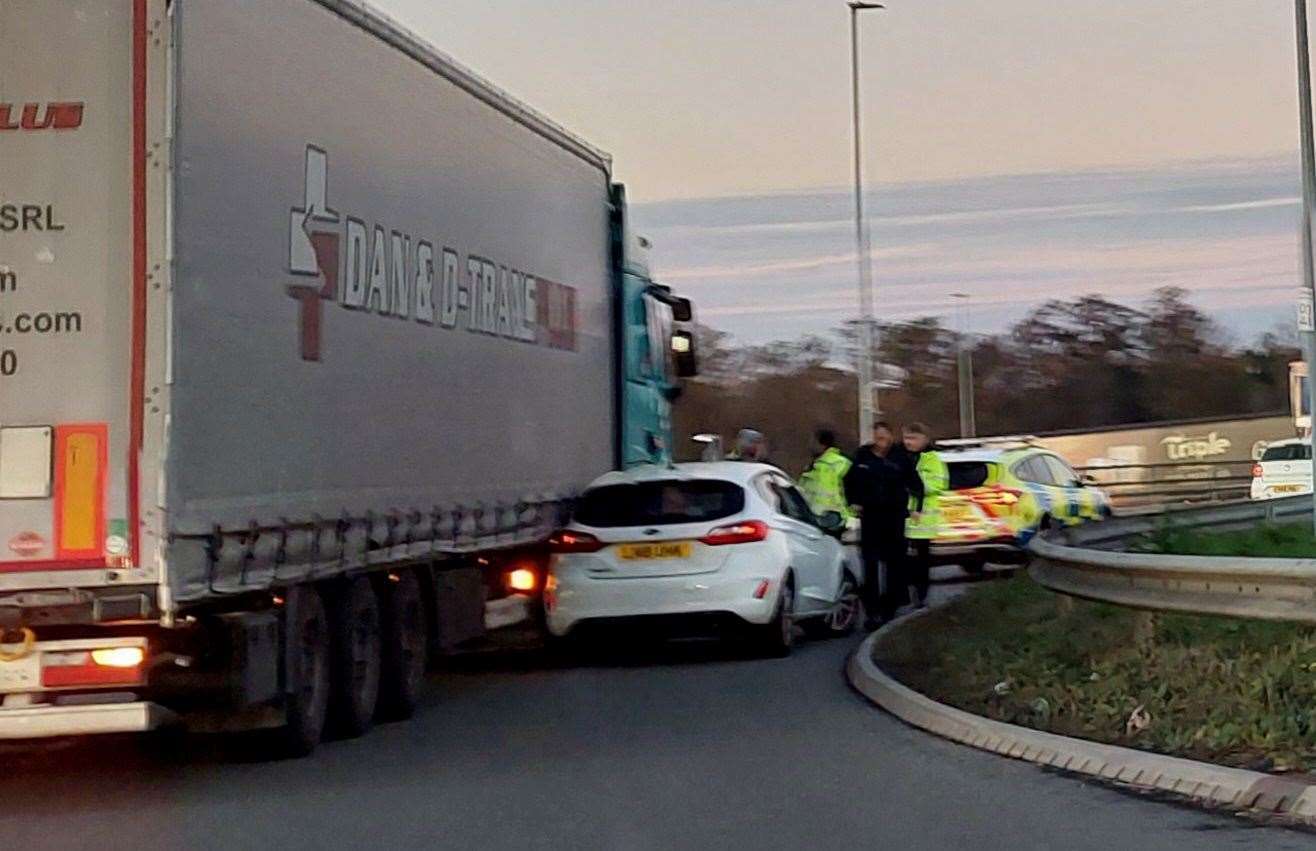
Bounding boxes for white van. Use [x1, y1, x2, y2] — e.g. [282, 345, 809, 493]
[1250, 438, 1314, 500]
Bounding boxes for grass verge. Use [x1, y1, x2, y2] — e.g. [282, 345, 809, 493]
[1141, 522, 1316, 559]
[874, 575, 1316, 774]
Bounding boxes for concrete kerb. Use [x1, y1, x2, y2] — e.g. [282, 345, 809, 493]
[846, 614, 1316, 826]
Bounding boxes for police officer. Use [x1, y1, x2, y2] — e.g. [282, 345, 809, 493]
[903, 423, 948, 609]
[799, 429, 852, 519]
[844, 421, 923, 628]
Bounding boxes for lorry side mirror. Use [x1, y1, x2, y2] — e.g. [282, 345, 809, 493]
[671, 297, 693, 323]
[672, 330, 698, 378]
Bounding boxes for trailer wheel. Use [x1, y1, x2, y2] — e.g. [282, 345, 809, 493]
[376, 569, 428, 721]
[328, 576, 382, 738]
[276, 585, 331, 758]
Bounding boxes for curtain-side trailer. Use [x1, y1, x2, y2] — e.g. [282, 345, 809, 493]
[0, 0, 693, 754]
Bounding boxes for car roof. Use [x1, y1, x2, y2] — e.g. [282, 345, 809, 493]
[937, 445, 1053, 464]
[585, 462, 781, 490]
[1265, 437, 1309, 447]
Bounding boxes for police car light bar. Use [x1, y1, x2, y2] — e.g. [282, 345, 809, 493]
[938, 435, 1038, 450]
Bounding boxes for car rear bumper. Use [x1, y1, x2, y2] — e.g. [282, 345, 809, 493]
[929, 538, 1026, 564]
[546, 571, 781, 637]
[0, 700, 174, 739]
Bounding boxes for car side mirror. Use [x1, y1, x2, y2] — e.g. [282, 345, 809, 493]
[818, 510, 845, 535]
[1081, 474, 1098, 486]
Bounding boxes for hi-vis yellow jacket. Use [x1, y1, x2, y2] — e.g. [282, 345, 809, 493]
[907, 450, 949, 539]
[799, 447, 853, 520]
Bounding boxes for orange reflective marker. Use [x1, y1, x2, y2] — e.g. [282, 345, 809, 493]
[54, 424, 107, 561]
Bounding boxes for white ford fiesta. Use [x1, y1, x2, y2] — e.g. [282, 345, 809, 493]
[544, 462, 863, 655]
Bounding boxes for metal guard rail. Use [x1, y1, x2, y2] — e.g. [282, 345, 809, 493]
[1028, 495, 1316, 623]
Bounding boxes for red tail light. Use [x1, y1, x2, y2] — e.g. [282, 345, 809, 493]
[548, 530, 605, 554]
[41, 649, 145, 689]
[700, 520, 769, 546]
[1252, 464, 1264, 478]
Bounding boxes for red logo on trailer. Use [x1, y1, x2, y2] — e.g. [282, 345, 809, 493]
[7, 532, 46, 559]
[0, 102, 84, 132]
[287, 146, 340, 363]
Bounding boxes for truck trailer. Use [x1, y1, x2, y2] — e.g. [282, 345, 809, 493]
[0, 0, 694, 754]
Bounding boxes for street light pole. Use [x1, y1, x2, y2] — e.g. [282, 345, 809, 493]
[850, 1, 883, 444]
[951, 293, 977, 438]
[1293, 0, 1316, 532]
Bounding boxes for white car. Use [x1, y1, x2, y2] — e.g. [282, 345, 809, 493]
[545, 462, 862, 655]
[1251, 438, 1313, 500]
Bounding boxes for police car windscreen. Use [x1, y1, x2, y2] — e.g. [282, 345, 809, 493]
[1262, 444, 1313, 462]
[575, 481, 745, 528]
[948, 462, 994, 490]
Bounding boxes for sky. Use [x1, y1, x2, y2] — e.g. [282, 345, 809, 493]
[375, 0, 1309, 343]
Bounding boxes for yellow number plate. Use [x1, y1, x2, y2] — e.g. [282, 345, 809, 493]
[616, 542, 693, 561]
[1274, 484, 1303, 494]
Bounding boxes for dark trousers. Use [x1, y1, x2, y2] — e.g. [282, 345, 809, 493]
[860, 513, 909, 620]
[909, 539, 931, 605]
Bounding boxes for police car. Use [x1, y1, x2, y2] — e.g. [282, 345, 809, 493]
[928, 437, 1111, 573]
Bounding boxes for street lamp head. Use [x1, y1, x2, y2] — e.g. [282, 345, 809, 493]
[849, 1, 885, 10]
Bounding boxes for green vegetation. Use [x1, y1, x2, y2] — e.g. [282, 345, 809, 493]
[677, 288, 1297, 474]
[875, 576, 1316, 773]
[1142, 523, 1316, 559]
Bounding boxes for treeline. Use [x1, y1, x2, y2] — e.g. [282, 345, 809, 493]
[674, 288, 1297, 475]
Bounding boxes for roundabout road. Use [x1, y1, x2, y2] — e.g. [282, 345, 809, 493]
[2, 609, 1310, 850]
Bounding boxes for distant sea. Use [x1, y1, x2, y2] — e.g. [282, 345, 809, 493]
[631, 156, 1306, 347]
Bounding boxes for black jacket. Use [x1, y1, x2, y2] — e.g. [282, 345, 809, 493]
[843, 444, 925, 518]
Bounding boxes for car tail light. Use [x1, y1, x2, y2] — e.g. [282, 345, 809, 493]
[1252, 463, 1264, 478]
[700, 520, 769, 546]
[543, 575, 558, 612]
[548, 530, 605, 554]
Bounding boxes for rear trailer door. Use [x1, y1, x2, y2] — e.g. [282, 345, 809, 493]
[0, 2, 148, 577]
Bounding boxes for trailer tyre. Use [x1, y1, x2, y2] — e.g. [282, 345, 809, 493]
[276, 586, 332, 758]
[376, 569, 428, 721]
[328, 577, 382, 739]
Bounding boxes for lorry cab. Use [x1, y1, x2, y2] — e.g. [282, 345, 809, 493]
[612, 185, 696, 469]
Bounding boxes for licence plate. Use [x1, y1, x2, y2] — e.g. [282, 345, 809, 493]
[616, 542, 693, 561]
[1274, 484, 1303, 494]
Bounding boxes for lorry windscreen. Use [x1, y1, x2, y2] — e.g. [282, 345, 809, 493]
[575, 481, 745, 527]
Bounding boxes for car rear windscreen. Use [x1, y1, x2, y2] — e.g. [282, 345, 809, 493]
[948, 461, 994, 490]
[575, 480, 745, 527]
[1262, 444, 1313, 462]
